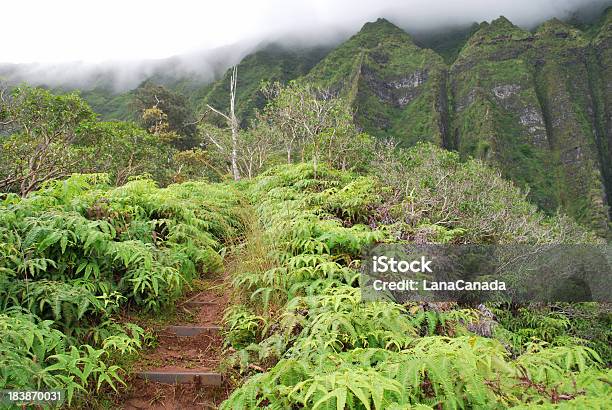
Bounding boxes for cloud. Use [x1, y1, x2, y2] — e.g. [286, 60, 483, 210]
[0, 0, 608, 90]
[0, 41, 261, 92]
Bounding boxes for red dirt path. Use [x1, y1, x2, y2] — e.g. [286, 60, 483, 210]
[119, 278, 230, 409]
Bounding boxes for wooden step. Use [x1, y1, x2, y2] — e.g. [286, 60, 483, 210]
[165, 325, 221, 337]
[137, 370, 223, 385]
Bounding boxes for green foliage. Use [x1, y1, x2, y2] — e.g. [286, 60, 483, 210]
[0, 310, 141, 404]
[372, 143, 597, 244]
[0, 86, 96, 195]
[2, 11, 612, 408]
[0, 86, 206, 194]
[0, 174, 243, 309]
[75, 120, 176, 185]
[223, 163, 610, 409]
[132, 81, 198, 148]
[0, 173, 245, 402]
[493, 304, 612, 363]
[260, 81, 375, 173]
[223, 305, 266, 349]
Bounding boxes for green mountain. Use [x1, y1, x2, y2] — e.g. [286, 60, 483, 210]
[78, 87, 134, 121]
[304, 18, 449, 147]
[530, 18, 608, 232]
[592, 8, 612, 228]
[282, 15, 609, 233]
[450, 17, 556, 212]
[450, 14, 611, 234]
[68, 44, 328, 126]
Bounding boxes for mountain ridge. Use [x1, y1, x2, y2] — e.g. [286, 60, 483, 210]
[304, 17, 449, 146]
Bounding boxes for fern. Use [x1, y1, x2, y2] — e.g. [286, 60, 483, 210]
[0, 173, 247, 403]
[223, 164, 611, 409]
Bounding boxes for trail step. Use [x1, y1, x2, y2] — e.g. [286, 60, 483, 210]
[165, 325, 221, 336]
[184, 300, 218, 307]
[137, 371, 223, 385]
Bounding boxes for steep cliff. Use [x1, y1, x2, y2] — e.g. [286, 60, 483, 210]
[448, 16, 610, 233]
[449, 18, 559, 213]
[591, 8, 612, 226]
[305, 18, 449, 147]
[529, 18, 608, 233]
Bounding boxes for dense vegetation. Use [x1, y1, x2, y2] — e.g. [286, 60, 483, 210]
[220, 148, 610, 409]
[1, 141, 608, 408]
[0, 7, 610, 409]
[0, 174, 245, 405]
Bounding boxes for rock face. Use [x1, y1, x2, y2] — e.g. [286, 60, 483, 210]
[592, 9, 612, 233]
[529, 19, 608, 233]
[449, 17, 559, 216]
[448, 15, 611, 234]
[304, 18, 449, 147]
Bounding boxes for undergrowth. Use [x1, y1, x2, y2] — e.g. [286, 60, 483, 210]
[0, 173, 245, 405]
[1, 144, 609, 409]
[221, 151, 611, 409]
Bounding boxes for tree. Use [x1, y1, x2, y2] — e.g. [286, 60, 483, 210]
[261, 81, 371, 173]
[237, 120, 280, 178]
[199, 120, 278, 180]
[141, 106, 180, 144]
[0, 86, 191, 193]
[132, 81, 197, 149]
[261, 81, 307, 164]
[75, 121, 174, 185]
[0, 86, 95, 195]
[171, 148, 213, 183]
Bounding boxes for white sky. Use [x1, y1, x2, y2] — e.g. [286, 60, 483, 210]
[1, 0, 609, 63]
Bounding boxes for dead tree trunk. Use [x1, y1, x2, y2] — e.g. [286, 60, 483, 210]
[206, 66, 241, 181]
[229, 66, 240, 181]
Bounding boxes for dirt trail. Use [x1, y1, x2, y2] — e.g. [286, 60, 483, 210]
[119, 276, 231, 409]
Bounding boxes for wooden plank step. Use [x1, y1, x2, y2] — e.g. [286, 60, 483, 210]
[137, 371, 223, 385]
[165, 325, 221, 336]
